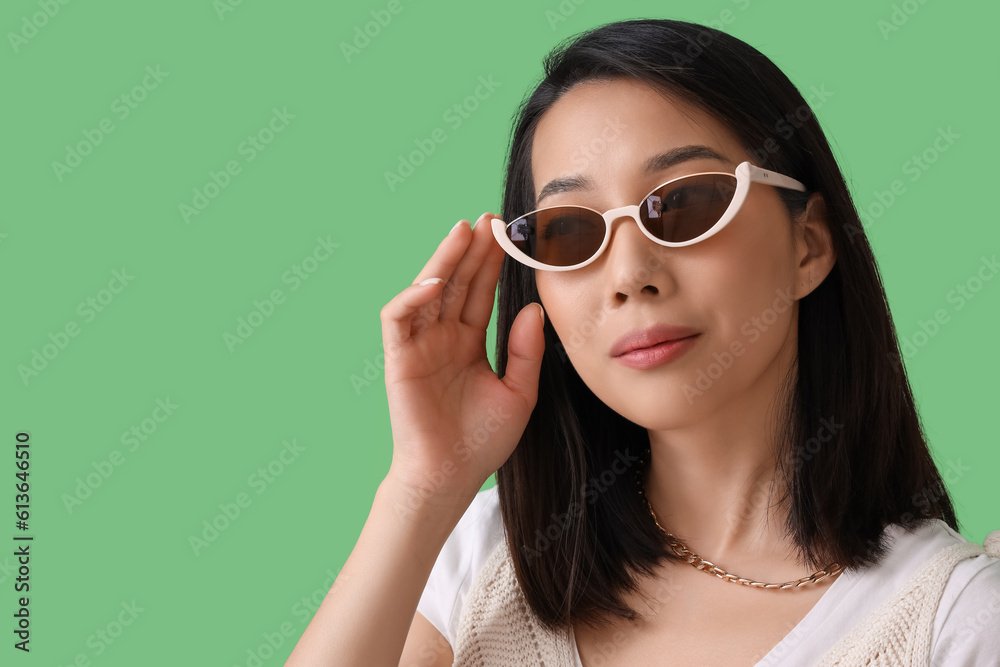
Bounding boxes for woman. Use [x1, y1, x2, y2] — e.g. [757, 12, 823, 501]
[285, 19, 1000, 666]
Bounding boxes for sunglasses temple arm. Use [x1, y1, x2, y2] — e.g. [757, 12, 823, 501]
[746, 163, 807, 192]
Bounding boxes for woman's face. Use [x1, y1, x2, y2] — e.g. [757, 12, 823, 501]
[532, 77, 819, 430]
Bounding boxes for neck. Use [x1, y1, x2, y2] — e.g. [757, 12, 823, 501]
[641, 324, 817, 578]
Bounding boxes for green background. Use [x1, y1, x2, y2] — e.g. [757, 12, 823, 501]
[1, 0, 997, 664]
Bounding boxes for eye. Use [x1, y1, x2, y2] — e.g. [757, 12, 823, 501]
[539, 215, 577, 239]
[660, 184, 715, 210]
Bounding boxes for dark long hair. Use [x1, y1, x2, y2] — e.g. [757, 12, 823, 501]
[492, 18, 958, 633]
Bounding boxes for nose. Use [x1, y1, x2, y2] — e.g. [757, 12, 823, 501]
[600, 205, 674, 302]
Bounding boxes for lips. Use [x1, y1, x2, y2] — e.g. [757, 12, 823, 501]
[610, 323, 701, 358]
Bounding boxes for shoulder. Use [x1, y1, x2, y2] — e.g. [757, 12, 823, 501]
[415, 485, 504, 648]
[929, 524, 1000, 664]
[840, 519, 981, 603]
[806, 521, 999, 665]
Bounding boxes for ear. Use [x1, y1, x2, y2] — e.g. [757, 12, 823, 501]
[793, 192, 836, 299]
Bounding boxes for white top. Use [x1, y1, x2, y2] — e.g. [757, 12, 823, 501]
[417, 485, 1000, 666]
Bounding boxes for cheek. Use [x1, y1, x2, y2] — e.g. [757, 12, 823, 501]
[692, 231, 798, 393]
[719, 250, 792, 333]
[703, 201, 798, 337]
[535, 275, 608, 367]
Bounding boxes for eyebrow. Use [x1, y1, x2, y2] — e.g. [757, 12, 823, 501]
[534, 144, 731, 207]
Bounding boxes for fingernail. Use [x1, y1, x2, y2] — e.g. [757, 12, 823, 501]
[536, 303, 545, 324]
[418, 277, 444, 287]
[451, 220, 469, 234]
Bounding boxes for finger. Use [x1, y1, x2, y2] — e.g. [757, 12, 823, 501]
[380, 279, 446, 351]
[500, 303, 546, 407]
[439, 212, 499, 322]
[407, 219, 474, 328]
[459, 224, 506, 330]
[411, 219, 472, 287]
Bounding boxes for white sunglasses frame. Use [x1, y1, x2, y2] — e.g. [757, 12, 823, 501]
[491, 160, 807, 272]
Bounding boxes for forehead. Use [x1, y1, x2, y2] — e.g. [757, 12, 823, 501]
[530, 78, 746, 190]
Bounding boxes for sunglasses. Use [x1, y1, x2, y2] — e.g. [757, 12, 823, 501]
[491, 161, 807, 271]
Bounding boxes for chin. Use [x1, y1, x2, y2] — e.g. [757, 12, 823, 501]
[595, 385, 705, 430]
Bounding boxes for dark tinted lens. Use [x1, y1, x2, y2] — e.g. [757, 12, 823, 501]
[505, 207, 605, 267]
[639, 174, 738, 242]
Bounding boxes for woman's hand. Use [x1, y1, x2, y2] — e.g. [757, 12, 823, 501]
[379, 211, 545, 512]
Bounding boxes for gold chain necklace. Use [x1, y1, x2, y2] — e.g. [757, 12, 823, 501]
[634, 452, 844, 589]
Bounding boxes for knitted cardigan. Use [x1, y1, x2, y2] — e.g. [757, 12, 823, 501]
[451, 529, 1000, 666]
